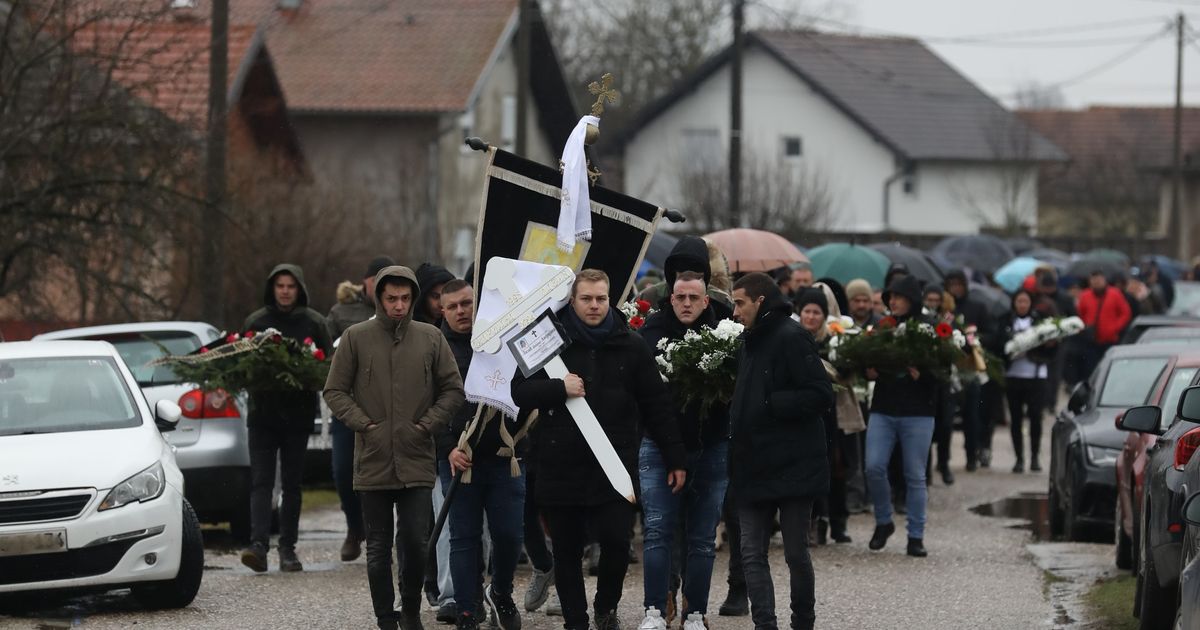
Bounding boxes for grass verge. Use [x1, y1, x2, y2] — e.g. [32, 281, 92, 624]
[1085, 575, 1138, 630]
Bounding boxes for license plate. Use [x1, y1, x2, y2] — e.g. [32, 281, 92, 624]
[0, 529, 67, 557]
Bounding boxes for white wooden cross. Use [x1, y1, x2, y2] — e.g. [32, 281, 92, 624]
[470, 257, 635, 503]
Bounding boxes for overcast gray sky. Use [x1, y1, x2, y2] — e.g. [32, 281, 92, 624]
[823, 0, 1200, 108]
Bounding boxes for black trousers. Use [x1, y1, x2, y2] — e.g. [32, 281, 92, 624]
[360, 488, 432, 622]
[541, 501, 635, 630]
[739, 496, 815, 630]
[248, 426, 308, 549]
[522, 466, 554, 573]
[1006, 377, 1046, 461]
[723, 487, 745, 590]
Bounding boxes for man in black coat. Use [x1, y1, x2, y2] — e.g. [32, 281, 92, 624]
[728, 273, 833, 630]
[944, 269, 996, 470]
[240, 263, 334, 574]
[638, 270, 732, 628]
[513, 269, 686, 630]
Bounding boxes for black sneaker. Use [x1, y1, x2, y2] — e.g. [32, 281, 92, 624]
[400, 608, 425, 630]
[456, 612, 481, 630]
[939, 466, 955, 486]
[594, 610, 621, 630]
[484, 585, 521, 630]
[438, 602, 459, 625]
[868, 522, 895, 551]
[979, 448, 992, 468]
[278, 547, 303, 572]
[906, 537, 928, 557]
[1030, 458, 1043, 472]
[239, 542, 268, 573]
[378, 614, 401, 630]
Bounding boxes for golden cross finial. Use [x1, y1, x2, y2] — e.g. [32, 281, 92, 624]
[588, 73, 619, 117]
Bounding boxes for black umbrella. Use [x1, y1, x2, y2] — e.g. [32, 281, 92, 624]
[868, 242, 945, 288]
[931, 235, 1015, 275]
[1004, 237, 1043, 256]
[645, 231, 680, 269]
[969, 282, 1012, 320]
[1066, 256, 1127, 281]
[1026, 248, 1072, 273]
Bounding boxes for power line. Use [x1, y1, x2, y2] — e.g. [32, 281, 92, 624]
[805, 13, 1171, 46]
[994, 25, 1172, 99]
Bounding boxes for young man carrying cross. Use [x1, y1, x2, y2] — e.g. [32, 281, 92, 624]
[512, 269, 687, 630]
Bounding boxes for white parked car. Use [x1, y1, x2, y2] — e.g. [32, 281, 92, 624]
[0, 341, 203, 609]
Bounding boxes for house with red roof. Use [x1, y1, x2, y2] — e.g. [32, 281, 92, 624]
[228, 0, 579, 272]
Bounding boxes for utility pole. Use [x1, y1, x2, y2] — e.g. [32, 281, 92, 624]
[728, 0, 744, 229]
[515, 0, 531, 156]
[204, 0, 228, 326]
[1173, 13, 1188, 261]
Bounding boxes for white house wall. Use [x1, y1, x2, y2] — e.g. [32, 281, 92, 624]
[623, 45, 1038, 235]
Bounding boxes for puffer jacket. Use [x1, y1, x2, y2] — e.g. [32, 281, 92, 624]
[326, 281, 375, 342]
[323, 266, 465, 491]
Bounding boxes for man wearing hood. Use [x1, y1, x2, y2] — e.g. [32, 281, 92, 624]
[513, 269, 687, 630]
[943, 269, 996, 471]
[863, 275, 938, 559]
[637, 236, 733, 318]
[416, 262, 456, 327]
[324, 266, 466, 630]
[729, 273, 833, 630]
[637, 270, 732, 630]
[326, 255, 395, 563]
[239, 264, 334, 574]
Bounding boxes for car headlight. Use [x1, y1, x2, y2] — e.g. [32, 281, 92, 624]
[1086, 445, 1121, 466]
[99, 462, 165, 511]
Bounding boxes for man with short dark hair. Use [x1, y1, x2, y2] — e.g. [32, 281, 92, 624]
[513, 269, 686, 630]
[240, 264, 333, 574]
[439, 279, 527, 630]
[325, 266, 465, 630]
[729, 272, 833, 630]
[637, 270, 731, 630]
[327, 255, 395, 562]
[416, 262, 456, 327]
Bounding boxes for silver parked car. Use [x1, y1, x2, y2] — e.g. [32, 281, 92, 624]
[34, 322, 254, 538]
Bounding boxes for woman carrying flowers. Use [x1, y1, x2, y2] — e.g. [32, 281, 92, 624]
[1002, 289, 1054, 473]
[794, 285, 864, 546]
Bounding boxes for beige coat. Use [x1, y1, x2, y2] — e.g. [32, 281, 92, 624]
[323, 266, 465, 491]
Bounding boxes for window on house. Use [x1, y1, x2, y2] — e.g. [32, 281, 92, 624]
[681, 129, 721, 175]
[501, 95, 517, 152]
[782, 136, 802, 158]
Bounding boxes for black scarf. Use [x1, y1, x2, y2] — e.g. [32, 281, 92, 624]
[563, 307, 616, 349]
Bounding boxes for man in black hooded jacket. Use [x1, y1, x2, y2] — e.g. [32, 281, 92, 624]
[239, 263, 334, 573]
[416, 262, 455, 327]
[944, 269, 997, 470]
[729, 272, 833, 630]
[638, 236, 733, 319]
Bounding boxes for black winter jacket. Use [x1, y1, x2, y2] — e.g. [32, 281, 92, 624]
[639, 303, 731, 451]
[243, 264, 334, 432]
[441, 322, 528, 463]
[512, 307, 685, 506]
[868, 310, 940, 418]
[729, 293, 833, 503]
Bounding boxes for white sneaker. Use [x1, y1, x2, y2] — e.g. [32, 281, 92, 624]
[682, 613, 707, 630]
[545, 592, 562, 617]
[638, 607, 667, 630]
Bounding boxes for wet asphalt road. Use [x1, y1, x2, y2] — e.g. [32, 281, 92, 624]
[0, 418, 1118, 630]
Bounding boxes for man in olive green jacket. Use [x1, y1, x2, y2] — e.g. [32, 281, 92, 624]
[324, 265, 465, 630]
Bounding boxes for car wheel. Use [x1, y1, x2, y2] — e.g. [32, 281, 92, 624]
[1049, 480, 1065, 538]
[132, 499, 204, 610]
[1117, 498, 1134, 570]
[1138, 506, 1178, 629]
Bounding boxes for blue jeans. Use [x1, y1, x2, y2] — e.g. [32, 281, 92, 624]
[639, 438, 730, 616]
[330, 418, 363, 535]
[449, 460, 525, 613]
[865, 413, 935, 539]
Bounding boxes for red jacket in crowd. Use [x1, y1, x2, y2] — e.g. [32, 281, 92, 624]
[1076, 286, 1132, 345]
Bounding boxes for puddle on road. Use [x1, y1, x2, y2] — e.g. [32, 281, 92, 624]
[970, 491, 1052, 541]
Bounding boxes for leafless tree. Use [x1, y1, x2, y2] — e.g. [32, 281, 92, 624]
[678, 149, 835, 238]
[0, 0, 206, 323]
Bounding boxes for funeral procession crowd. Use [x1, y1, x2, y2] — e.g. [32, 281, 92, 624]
[208, 234, 1164, 630]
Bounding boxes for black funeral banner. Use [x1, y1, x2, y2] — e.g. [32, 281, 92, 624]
[472, 148, 663, 305]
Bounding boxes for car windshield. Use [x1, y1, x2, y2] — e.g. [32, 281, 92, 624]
[0, 357, 139, 436]
[1098, 357, 1169, 408]
[1168, 282, 1200, 317]
[85, 332, 202, 386]
[1138, 335, 1200, 345]
[1161, 367, 1199, 425]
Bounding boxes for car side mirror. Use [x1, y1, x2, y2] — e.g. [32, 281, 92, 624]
[1067, 382, 1090, 415]
[155, 399, 181, 432]
[1178, 386, 1200, 423]
[1117, 405, 1162, 435]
